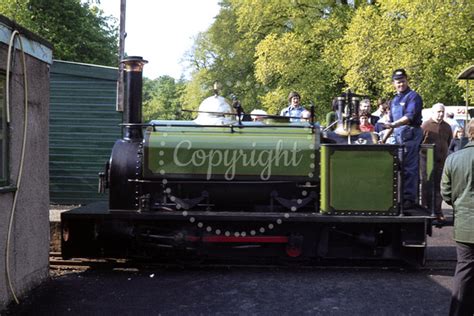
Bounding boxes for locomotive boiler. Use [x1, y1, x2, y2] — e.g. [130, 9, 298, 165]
[61, 57, 434, 265]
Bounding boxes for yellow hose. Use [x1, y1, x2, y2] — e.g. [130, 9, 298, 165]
[5, 29, 28, 305]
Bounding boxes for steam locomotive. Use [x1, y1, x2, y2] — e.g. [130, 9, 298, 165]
[61, 57, 434, 265]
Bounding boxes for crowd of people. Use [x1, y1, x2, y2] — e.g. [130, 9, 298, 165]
[279, 69, 425, 211]
[275, 69, 468, 217]
[276, 68, 472, 316]
[276, 70, 466, 217]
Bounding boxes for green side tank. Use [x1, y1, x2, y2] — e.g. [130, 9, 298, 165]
[142, 121, 320, 211]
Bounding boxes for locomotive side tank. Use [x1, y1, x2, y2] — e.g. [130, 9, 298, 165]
[61, 57, 433, 265]
[139, 122, 319, 212]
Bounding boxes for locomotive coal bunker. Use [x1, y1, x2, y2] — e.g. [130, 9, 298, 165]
[61, 57, 434, 265]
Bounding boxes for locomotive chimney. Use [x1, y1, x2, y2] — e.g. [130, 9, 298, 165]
[122, 56, 148, 140]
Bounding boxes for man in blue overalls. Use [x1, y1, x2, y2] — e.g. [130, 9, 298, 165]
[384, 69, 423, 210]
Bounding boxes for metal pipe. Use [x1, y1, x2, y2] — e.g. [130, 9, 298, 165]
[431, 145, 436, 217]
[466, 80, 470, 137]
[116, 0, 126, 112]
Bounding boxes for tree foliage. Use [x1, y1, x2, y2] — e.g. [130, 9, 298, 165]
[253, 2, 353, 117]
[183, 0, 266, 115]
[142, 76, 188, 122]
[0, 0, 118, 66]
[184, 0, 358, 119]
[343, 0, 474, 106]
[183, 0, 472, 123]
[3, 0, 470, 121]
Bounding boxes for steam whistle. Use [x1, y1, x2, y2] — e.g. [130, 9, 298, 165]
[213, 81, 221, 96]
[334, 90, 362, 136]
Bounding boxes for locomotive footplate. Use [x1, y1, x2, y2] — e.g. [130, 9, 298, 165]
[61, 202, 432, 266]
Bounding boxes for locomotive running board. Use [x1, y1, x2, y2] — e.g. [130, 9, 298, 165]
[62, 201, 433, 223]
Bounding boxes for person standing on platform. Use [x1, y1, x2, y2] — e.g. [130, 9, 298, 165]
[445, 112, 461, 132]
[359, 112, 375, 132]
[280, 91, 307, 122]
[441, 119, 474, 316]
[372, 98, 386, 117]
[383, 69, 423, 210]
[449, 127, 465, 155]
[359, 98, 379, 126]
[421, 103, 452, 222]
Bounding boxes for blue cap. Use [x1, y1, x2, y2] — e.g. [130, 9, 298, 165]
[392, 69, 407, 80]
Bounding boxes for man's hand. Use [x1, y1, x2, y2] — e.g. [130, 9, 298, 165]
[384, 116, 411, 129]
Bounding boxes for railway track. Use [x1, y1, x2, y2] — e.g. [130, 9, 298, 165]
[49, 252, 456, 271]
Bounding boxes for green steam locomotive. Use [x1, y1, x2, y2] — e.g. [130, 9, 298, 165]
[61, 57, 434, 266]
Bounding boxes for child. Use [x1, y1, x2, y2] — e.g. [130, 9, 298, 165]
[359, 113, 375, 132]
[448, 127, 464, 154]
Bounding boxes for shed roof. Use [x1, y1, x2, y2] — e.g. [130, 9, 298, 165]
[0, 14, 53, 64]
[52, 60, 118, 81]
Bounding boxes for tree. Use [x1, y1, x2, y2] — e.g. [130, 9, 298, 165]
[342, 0, 474, 106]
[0, 0, 118, 66]
[185, 0, 472, 123]
[184, 1, 359, 120]
[183, 0, 269, 115]
[251, 1, 355, 118]
[142, 76, 187, 122]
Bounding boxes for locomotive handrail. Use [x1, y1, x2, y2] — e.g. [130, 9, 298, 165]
[181, 108, 304, 120]
[120, 122, 318, 131]
[322, 120, 338, 132]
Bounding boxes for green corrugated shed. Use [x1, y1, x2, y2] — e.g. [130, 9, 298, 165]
[50, 60, 121, 204]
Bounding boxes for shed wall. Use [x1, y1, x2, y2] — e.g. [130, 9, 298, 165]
[49, 61, 120, 204]
[0, 18, 51, 309]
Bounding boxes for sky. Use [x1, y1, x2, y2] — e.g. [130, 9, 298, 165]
[97, 0, 220, 79]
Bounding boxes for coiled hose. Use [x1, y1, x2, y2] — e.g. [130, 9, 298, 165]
[5, 29, 28, 305]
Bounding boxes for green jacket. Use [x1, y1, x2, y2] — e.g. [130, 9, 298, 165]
[441, 141, 474, 243]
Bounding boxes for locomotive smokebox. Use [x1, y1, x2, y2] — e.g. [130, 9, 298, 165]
[122, 56, 148, 140]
